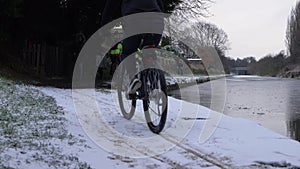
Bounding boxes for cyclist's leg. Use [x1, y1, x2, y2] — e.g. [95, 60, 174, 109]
[121, 35, 143, 94]
[121, 34, 142, 76]
[109, 54, 115, 75]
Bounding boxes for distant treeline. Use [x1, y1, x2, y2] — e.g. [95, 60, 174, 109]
[225, 51, 288, 76]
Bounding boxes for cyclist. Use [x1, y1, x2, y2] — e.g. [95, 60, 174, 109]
[101, 0, 164, 94]
[109, 42, 122, 75]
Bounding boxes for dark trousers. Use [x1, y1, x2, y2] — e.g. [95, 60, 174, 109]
[121, 34, 161, 79]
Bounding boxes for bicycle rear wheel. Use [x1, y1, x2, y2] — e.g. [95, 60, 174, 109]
[117, 66, 136, 120]
[143, 69, 168, 134]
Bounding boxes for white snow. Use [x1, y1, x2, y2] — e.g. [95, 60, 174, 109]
[36, 86, 300, 169]
[165, 75, 225, 86]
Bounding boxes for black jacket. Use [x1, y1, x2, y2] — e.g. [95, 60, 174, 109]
[101, 0, 164, 26]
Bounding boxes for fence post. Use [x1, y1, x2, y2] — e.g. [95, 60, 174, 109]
[36, 43, 41, 74]
[40, 43, 46, 76]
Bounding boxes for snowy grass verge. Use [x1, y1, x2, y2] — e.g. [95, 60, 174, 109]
[0, 77, 91, 169]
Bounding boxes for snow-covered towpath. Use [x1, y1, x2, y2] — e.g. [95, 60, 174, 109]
[37, 86, 300, 169]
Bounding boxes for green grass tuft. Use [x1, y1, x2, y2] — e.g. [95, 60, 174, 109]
[0, 78, 91, 168]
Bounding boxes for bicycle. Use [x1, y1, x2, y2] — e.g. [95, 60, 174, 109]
[116, 44, 168, 134]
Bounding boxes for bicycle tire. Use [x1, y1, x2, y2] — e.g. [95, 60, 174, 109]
[143, 69, 168, 134]
[117, 66, 136, 120]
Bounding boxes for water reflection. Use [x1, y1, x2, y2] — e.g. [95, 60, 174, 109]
[287, 80, 300, 141]
[287, 119, 300, 141]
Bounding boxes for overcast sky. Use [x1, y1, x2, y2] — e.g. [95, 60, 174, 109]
[206, 0, 297, 59]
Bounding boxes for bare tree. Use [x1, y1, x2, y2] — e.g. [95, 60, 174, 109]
[286, 1, 300, 64]
[192, 22, 230, 53]
[173, 0, 214, 20]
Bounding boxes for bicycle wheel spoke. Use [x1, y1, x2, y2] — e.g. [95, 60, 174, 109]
[143, 69, 168, 134]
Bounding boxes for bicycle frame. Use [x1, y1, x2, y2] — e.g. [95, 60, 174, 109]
[128, 45, 157, 100]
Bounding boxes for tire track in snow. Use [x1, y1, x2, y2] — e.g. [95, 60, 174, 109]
[39, 88, 233, 168]
[161, 133, 232, 169]
[84, 89, 233, 168]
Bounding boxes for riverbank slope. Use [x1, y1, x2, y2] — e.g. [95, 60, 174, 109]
[278, 65, 300, 79]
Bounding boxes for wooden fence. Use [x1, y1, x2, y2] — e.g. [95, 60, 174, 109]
[22, 40, 73, 78]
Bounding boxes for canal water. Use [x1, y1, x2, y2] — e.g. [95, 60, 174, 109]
[168, 76, 300, 142]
